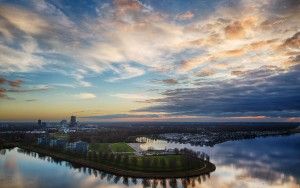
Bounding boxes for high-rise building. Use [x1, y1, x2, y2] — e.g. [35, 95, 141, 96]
[38, 119, 42, 126]
[70, 116, 77, 127]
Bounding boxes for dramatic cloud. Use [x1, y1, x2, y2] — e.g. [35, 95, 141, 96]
[135, 65, 300, 117]
[0, 0, 299, 120]
[283, 32, 300, 49]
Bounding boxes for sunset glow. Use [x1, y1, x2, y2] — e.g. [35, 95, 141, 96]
[0, 0, 299, 122]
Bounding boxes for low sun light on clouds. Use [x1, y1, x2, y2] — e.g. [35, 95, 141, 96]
[0, 0, 299, 121]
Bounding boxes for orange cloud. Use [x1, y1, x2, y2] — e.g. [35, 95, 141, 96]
[8, 80, 23, 88]
[249, 39, 278, 50]
[231, 115, 267, 119]
[231, 70, 244, 76]
[176, 11, 194, 20]
[288, 117, 300, 122]
[221, 48, 245, 57]
[194, 69, 215, 77]
[283, 32, 300, 49]
[224, 16, 258, 40]
[114, 0, 142, 16]
[224, 21, 245, 39]
[0, 88, 7, 98]
[0, 77, 6, 84]
[178, 56, 211, 73]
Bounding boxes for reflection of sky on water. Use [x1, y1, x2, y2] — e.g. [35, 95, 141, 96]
[0, 134, 299, 188]
[140, 134, 300, 188]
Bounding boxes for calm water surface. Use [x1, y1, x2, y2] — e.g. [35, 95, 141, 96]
[0, 134, 299, 188]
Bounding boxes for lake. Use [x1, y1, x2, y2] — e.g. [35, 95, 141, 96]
[0, 134, 299, 188]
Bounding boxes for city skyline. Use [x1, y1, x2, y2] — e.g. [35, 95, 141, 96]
[0, 0, 299, 122]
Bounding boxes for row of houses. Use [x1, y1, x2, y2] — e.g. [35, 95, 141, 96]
[37, 138, 88, 154]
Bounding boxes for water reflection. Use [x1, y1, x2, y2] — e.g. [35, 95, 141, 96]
[0, 134, 299, 188]
[0, 148, 211, 188]
[139, 134, 300, 188]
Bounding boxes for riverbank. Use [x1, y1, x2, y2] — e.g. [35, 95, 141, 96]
[0, 142, 215, 178]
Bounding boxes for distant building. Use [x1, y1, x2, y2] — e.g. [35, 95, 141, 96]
[49, 139, 67, 149]
[37, 137, 49, 145]
[66, 140, 88, 154]
[37, 137, 88, 154]
[38, 119, 42, 126]
[60, 120, 67, 126]
[57, 139, 67, 148]
[49, 139, 57, 147]
[41, 122, 47, 128]
[70, 116, 77, 127]
[74, 141, 88, 153]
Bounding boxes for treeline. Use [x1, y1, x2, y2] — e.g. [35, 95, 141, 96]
[69, 124, 297, 143]
[0, 132, 43, 143]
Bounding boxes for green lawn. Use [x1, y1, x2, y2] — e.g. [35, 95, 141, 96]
[89, 142, 134, 153]
[110, 142, 134, 152]
[89, 143, 111, 153]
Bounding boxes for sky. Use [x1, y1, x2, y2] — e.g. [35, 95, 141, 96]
[0, 0, 299, 122]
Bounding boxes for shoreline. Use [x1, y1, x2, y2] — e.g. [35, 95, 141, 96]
[1, 143, 216, 179]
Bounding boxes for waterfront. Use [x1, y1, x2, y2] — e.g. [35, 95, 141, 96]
[0, 134, 299, 188]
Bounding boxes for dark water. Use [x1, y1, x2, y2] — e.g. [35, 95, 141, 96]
[0, 134, 299, 188]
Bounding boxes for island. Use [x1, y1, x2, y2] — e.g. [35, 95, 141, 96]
[0, 139, 215, 179]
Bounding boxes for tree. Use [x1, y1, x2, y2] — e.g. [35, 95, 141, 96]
[109, 153, 115, 162]
[87, 151, 92, 161]
[123, 155, 129, 165]
[131, 156, 138, 166]
[91, 151, 97, 162]
[160, 158, 166, 168]
[169, 158, 177, 169]
[152, 157, 158, 168]
[115, 154, 122, 165]
[98, 152, 102, 162]
[102, 152, 108, 161]
[142, 157, 150, 168]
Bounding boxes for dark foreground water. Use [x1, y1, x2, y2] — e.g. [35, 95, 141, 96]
[0, 134, 299, 188]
